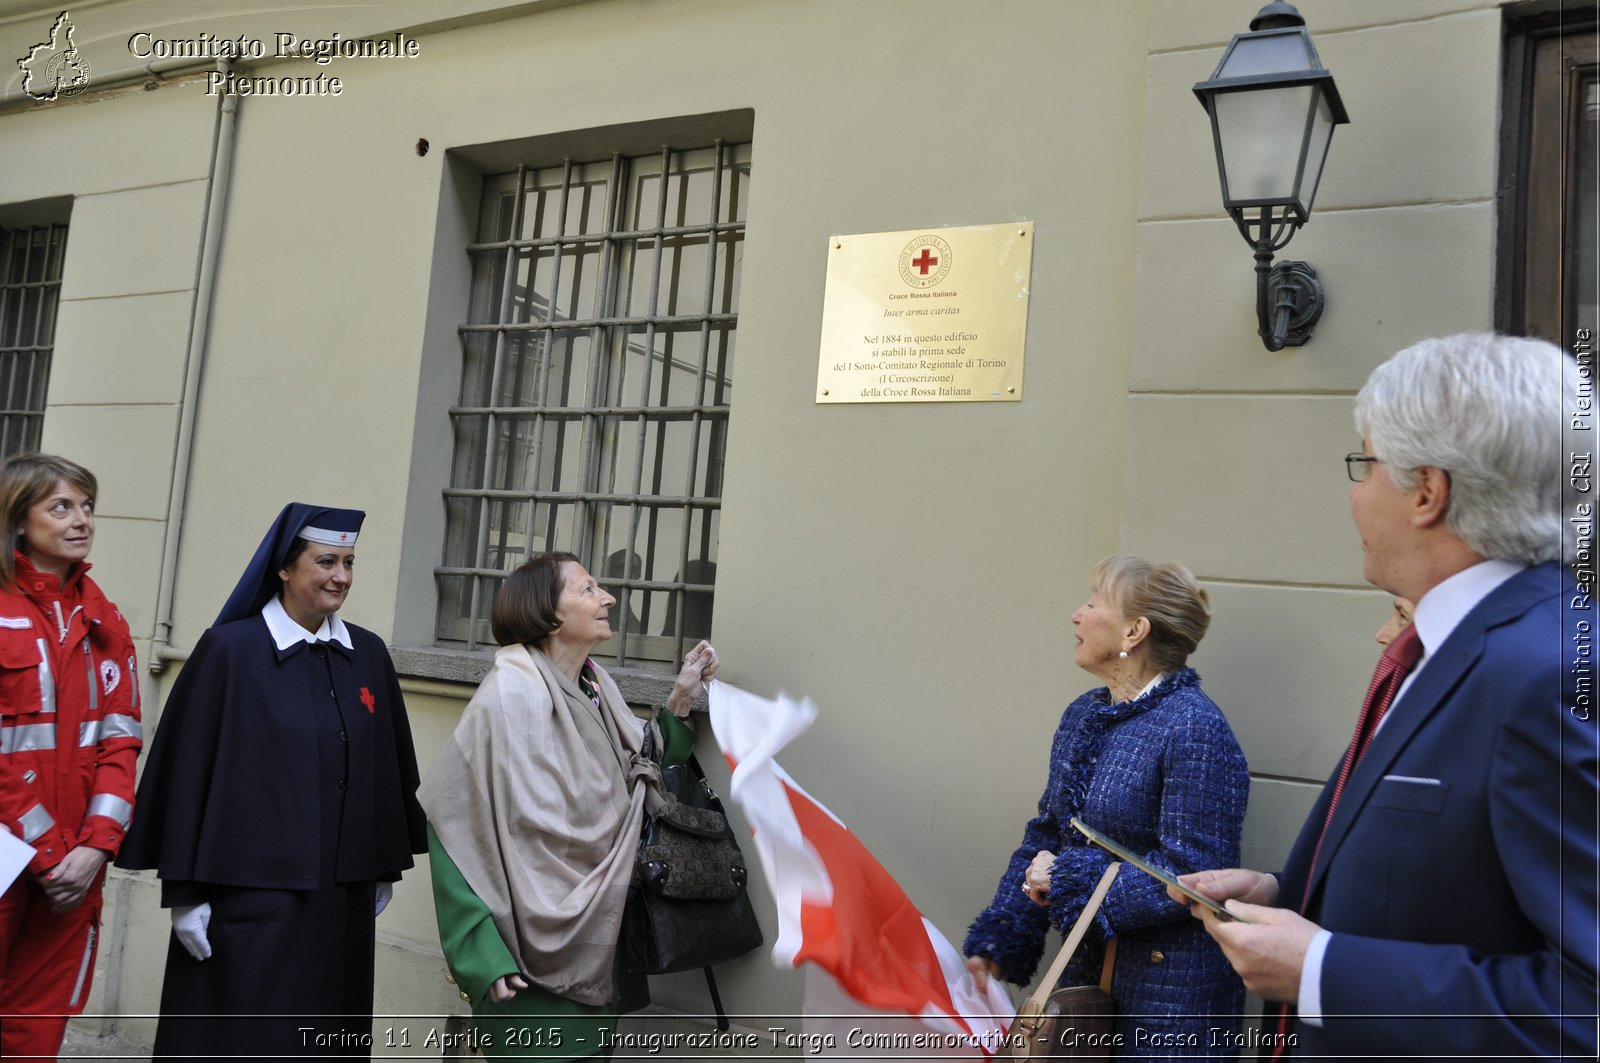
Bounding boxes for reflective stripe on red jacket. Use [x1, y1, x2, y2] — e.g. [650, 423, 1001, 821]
[0, 554, 141, 874]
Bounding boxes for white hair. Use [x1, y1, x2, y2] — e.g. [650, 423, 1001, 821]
[1354, 332, 1574, 565]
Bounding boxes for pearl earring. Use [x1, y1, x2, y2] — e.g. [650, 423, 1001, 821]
[1118, 650, 1129, 659]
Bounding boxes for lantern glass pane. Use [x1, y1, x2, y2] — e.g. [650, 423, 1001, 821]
[1215, 84, 1314, 205]
[1297, 90, 1337, 215]
[1216, 31, 1315, 79]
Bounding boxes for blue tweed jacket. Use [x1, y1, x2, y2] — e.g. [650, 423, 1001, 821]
[965, 669, 1249, 1059]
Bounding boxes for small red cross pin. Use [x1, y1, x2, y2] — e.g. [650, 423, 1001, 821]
[360, 686, 376, 714]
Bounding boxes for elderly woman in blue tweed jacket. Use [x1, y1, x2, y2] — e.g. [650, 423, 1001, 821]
[965, 555, 1249, 1059]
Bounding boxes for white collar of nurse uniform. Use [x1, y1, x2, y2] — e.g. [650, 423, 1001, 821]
[262, 594, 354, 651]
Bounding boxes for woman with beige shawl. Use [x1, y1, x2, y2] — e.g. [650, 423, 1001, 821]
[418, 552, 716, 1060]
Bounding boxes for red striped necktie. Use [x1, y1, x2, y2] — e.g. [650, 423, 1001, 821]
[1300, 621, 1424, 908]
[1271, 621, 1425, 1057]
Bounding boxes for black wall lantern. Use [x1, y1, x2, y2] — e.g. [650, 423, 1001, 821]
[1194, 2, 1349, 350]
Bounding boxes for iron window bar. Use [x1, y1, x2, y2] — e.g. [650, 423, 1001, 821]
[464, 219, 746, 253]
[443, 488, 721, 507]
[0, 224, 66, 458]
[441, 141, 744, 662]
[458, 312, 737, 331]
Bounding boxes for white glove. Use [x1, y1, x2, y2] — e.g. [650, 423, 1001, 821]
[374, 881, 393, 916]
[172, 903, 212, 961]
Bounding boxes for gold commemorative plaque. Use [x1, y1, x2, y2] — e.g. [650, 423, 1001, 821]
[817, 222, 1032, 404]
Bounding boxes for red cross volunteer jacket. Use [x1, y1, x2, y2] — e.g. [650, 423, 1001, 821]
[0, 554, 141, 874]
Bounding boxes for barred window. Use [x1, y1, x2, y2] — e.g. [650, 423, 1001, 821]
[0, 223, 67, 457]
[438, 141, 750, 664]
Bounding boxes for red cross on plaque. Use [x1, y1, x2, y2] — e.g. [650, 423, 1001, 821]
[359, 686, 376, 714]
[911, 247, 939, 275]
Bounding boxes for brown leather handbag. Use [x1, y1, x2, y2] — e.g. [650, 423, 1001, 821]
[1008, 862, 1122, 1061]
[622, 749, 763, 975]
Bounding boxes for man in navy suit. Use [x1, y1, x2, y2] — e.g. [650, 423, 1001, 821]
[1178, 333, 1598, 1058]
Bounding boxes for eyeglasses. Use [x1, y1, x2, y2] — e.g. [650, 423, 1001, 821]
[1345, 453, 1382, 482]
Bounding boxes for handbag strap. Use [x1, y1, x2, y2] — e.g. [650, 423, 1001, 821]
[1020, 860, 1121, 1014]
[641, 723, 738, 1034]
[640, 718, 658, 763]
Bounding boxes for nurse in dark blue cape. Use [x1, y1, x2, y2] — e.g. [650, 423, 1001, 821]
[119, 503, 427, 1060]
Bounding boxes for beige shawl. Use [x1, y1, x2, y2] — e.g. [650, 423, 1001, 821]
[419, 643, 661, 1006]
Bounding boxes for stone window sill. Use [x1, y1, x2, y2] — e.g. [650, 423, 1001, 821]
[389, 644, 703, 714]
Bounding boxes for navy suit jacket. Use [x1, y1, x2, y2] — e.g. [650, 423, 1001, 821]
[1279, 562, 1598, 1059]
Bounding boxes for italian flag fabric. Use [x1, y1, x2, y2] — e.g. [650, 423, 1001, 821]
[709, 682, 1014, 1057]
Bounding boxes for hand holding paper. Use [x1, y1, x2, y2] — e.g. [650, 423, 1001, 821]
[1185, 900, 1317, 1003]
[1069, 816, 1246, 922]
[1172, 867, 1279, 911]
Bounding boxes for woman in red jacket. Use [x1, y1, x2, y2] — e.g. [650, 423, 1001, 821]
[0, 453, 141, 1060]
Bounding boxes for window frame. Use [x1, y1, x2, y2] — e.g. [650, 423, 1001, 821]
[434, 135, 750, 668]
[0, 211, 69, 458]
[1496, 4, 1599, 342]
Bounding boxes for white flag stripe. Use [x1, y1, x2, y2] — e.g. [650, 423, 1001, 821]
[707, 680, 1014, 1058]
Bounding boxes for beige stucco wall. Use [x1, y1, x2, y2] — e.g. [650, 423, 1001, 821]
[0, 0, 1534, 1050]
[1129, 0, 1505, 864]
[0, 65, 216, 1036]
[0, 74, 217, 653]
[74, 0, 1151, 1032]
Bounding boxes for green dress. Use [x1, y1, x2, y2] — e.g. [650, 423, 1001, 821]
[427, 710, 697, 1061]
